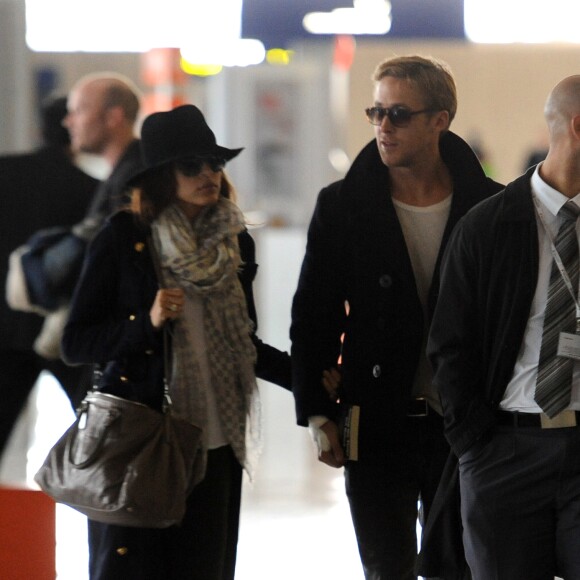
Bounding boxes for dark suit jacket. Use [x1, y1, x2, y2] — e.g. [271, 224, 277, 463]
[62, 210, 290, 412]
[419, 167, 540, 579]
[429, 167, 540, 456]
[0, 146, 99, 351]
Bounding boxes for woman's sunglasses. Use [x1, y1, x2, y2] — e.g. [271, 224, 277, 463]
[175, 156, 226, 176]
[365, 105, 436, 128]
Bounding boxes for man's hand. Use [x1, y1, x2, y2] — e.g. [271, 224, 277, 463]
[313, 420, 345, 468]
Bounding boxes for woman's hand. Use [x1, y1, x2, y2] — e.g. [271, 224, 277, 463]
[150, 287, 185, 329]
[322, 366, 342, 402]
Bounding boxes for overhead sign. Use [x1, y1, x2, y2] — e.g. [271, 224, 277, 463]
[242, 0, 465, 49]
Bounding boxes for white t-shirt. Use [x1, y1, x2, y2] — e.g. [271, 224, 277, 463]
[393, 194, 452, 414]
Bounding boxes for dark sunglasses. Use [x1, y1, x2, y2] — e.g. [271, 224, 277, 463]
[175, 156, 226, 176]
[365, 105, 436, 127]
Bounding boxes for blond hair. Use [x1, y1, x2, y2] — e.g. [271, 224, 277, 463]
[372, 55, 457, 125]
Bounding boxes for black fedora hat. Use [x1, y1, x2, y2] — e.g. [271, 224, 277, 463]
[129, 104, 243, 185]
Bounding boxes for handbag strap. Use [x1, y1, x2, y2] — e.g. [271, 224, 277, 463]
[146, 233, 173, 414]
[83, 233, 173, 415]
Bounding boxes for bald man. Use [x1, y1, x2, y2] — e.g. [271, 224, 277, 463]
[28, 73, 143, 302]
[17, 74, 144, 407]
[64, 72, 143, 240]
[427, 75, 580, 579]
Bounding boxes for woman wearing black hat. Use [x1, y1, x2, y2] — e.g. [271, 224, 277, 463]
[62, 104, 291, 579]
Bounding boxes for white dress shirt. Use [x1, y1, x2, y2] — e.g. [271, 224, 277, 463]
[500, 164, 580, 412]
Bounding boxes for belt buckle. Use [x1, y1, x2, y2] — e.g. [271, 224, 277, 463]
[407, 397, 428, 417]
[540, 410, 577, 429]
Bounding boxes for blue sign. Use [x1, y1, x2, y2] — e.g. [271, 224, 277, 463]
[242, 0, 465, 49]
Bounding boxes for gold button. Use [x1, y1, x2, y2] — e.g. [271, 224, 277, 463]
[120, 376, 128, 382]
[116, 547, 128, 556]
[129, 314, 136, 321]
[134, 242, 145, 252]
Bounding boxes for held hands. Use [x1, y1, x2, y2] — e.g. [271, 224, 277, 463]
[310, 366, 345, 468]
[322, 366, 342, 401]
[150, 288, 185, 329]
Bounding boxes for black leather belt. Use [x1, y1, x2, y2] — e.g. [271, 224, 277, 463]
[407, 398, 429, 417]
[496, 410, 580, 429]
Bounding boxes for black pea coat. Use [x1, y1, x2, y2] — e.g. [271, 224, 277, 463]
[291, 132, 503, 444]
[62, 210, 290, 412]
[291, 132, 504, 580]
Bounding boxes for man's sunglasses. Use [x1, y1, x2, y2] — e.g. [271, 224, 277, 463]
[175, 156, 226, 176]
[365, 105, 436, 127]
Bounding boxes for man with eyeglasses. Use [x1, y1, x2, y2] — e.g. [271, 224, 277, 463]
[291, 55, 503, 579]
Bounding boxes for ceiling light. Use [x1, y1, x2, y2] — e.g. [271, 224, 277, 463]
[303, 0, 391, 36]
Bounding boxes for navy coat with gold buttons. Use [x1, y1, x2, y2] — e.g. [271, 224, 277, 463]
[62, 209, 291, 411]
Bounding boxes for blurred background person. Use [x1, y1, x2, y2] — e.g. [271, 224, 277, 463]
[14, 73, 144, 408]
[0, 95, 98, 460]
[25, 72, 144, 315]
[64, 72, 143, 241]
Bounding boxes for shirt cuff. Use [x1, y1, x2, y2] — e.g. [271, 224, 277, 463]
[308, 415, 331, 452]
[308, 415, 329, 429]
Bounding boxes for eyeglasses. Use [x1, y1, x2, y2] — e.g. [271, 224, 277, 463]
[175, 156, 226, 176]
[365, 105, 436, 127]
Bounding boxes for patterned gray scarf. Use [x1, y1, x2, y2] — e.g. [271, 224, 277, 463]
[151, 198, 260, 476]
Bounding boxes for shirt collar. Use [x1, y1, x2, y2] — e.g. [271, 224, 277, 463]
[532, 162, 580, 219]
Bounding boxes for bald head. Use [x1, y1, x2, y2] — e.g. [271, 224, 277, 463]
[544, 75, 580, 139]
[539, 75, 580, 197]
[64, 73, 141, 164]
[73, 74, 141, 123]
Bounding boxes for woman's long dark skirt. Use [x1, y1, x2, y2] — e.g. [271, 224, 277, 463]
[88, 445, 243, 580]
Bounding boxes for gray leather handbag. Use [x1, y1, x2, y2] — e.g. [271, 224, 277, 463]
[34, 237, 203, 528]
[34, 382, 201, 528]
[34, 385, 202, 528]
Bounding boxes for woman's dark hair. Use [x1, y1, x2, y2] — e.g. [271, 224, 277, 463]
[130, 163, 235, 225]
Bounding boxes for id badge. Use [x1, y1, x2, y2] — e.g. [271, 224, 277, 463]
[557, 332, 580, 361]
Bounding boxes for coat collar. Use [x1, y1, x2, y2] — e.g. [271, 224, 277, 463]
[340, 131, 493, 206]
[337, 130, 499, 238]
[499, 166, 536, 222]
[335, 131, 501, 307]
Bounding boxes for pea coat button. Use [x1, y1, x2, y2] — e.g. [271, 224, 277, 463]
[372, 364, 381, 378]
[379, 274, 393, 289]
[116, 546, 129, 556]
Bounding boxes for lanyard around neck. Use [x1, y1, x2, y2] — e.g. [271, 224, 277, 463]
[533, 194, 580, 330]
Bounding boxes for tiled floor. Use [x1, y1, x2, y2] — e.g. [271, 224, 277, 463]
[1, 374, 564, 580]
[0, 373, 365, 580]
